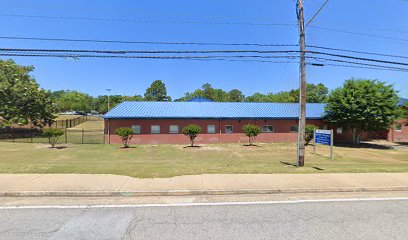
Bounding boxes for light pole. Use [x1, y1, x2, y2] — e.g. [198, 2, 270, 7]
[106, 89, 111, 112]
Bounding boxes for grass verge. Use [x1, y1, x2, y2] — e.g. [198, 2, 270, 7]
[0, 142, 407, 178]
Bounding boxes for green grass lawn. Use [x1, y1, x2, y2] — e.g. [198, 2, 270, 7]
[54, 115, 83, 121]
[1, 142, 407, 178]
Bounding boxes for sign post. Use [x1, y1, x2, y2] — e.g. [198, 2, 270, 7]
[314, 129, 334, 159]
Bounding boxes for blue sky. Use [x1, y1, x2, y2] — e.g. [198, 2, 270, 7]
[1, 0, 407, 98]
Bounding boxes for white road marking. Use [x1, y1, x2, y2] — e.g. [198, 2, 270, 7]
[0, 197, 407, 209]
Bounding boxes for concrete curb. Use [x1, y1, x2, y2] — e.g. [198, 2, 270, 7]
[2, 186, 408, 197]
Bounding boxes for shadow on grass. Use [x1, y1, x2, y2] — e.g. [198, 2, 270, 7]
[280, 161, 297, 167]
[50, 146, 67, 150]
[396, 142, 408, 146]
[117, 146, 137, 149]
[183, 146, 202, 148]
[334, 142, 393, 150]
[280, 161, 325, 171]
[242, 144, 261, 147]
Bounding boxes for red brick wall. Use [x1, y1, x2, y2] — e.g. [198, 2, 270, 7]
[388, 119, 408, 142]
[104, 118, 325, 144]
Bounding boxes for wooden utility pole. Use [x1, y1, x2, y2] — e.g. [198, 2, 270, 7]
[296, 0, 306, 167]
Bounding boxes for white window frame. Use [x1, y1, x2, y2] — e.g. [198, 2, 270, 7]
[336, 128, 343, 134]
[207, 125, 216, 134]
[290, 125, 298, 133]
[225, 125, 233, 133]
[131, 125, 141, 134]
[169, 125, 179, 134]
[262, 125, 274, 133]
[151, 125, 160, 134]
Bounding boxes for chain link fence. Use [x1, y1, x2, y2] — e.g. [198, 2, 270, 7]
[0, 116, 104, 144]
[0, 128, 104, 144]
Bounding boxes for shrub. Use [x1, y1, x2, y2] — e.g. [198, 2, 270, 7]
[242, 125, 261, 145]
[42, 128, 64, 148]
[305, 124, 318, 145]
[182, 124, 202, 147]
[115, 127, 134, 148]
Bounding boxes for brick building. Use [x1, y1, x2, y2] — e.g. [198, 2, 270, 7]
[104, 99, 334, 145]
[103, 97, 408, 145]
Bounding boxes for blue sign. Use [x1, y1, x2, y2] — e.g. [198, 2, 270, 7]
[315, 129, 332, 145]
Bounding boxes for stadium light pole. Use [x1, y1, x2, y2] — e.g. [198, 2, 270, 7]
[106, 88, 111, 112]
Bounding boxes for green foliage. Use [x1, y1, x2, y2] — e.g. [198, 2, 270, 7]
[42, 128, 64, 148]
[94, 94, 143, 114]
[54, 90, 94, 113]
[144, 80, 171, 101]
[0, 59, 56, 127]
[245, 83, 328, 103]
[325, 78, 400, 144]
[242, 125, 262, 145]
[176, 83, 229, 102]
[182, 124, 202, 147]
[228, 89, 245, 102]
[305, 124, 318, 145]
[114, 127, 134, 148]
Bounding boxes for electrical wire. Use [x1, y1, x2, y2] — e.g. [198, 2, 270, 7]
[0, 36, 298, 47]
[0, 13, 296, 27]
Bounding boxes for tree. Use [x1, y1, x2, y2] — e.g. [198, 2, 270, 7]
[305, 124, 318, 145]
[325, 79, 399, 144]
[144, 80, 171, 101]
[0, 59, 56, 127]
[182, 124, 201, 147]
[115, 127, 134, 148]
[54, 90, 93, 113]
[242, 125, 262, 145]
[42, 128, 64, 148]
[289, 83, 329, 103]
[95, 94, 143, 113]
[228, 89, 245, 102]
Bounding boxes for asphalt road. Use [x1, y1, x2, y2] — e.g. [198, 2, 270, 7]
[0, 199, 407, 240]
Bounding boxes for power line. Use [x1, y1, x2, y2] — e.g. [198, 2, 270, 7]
[307, 50, 408, 66]
[1, 52, 407, 71]
[0, 13, 296, 27]
[0, 48, 300, 54]
[306, 56, 408, 72]
[2, 35, 407, 60]
[309, 26, 408, 42]
[306, 0, 331, 27]
[2, 47, 408, 66]
[0, 36, 298, 47]
[307, 45, 408, 60]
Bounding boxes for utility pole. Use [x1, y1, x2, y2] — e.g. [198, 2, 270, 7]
[296, 0, 306, 167]
[106, 88, 111, 112]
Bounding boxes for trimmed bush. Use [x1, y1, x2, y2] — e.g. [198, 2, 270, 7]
[42, 128, 64, 148]
[305, 124, 318, 145]
[182, 124, 202, 147]
[115, 127, 134, 148]
[242, 125, 261, 145]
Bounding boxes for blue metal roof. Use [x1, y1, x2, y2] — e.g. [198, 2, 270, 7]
[104, 101, 326, 119]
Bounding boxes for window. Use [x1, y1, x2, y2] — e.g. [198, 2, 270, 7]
[169, 125, 179, 134]
[131, 125, 141, 134]
[207, 125, 216, 134]
[151, 125, 160, 134]
[336, 128, 343, 134]
[395, 125, 402, 131]
[290, 125, 298, 132]
[262, 125, 274, 133]
[225, 125, 233, 133]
